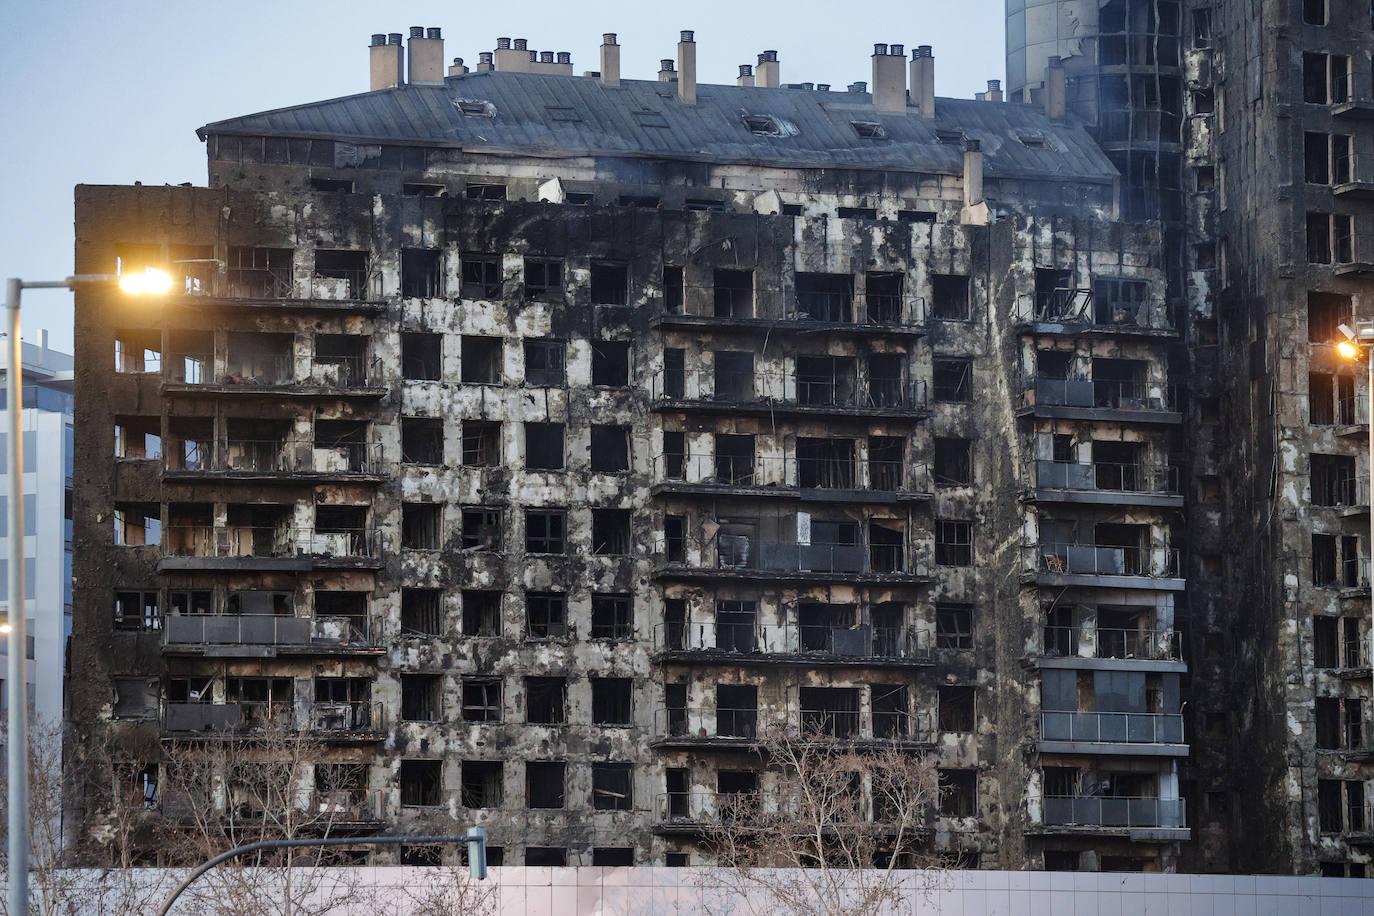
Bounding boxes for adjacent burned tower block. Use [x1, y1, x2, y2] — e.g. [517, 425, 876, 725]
[71, 31, 1187, 869]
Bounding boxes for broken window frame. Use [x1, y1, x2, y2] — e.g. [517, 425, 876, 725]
[401, 249, 444, 299]
[400, 588, 443, 637]
[400, 673, 443, 722]
[460, 507, 503, 551]
[400, 332, 443, 380]
[523, 339, 566, 387]
[592, 763, 634, 811]
[461, 679, 502, 722]
[114, 590, 160, 631]
[524, 676, 568, 725]
[523, 257, 564, 300]
[590, 593, 634, 640]
[935, 519, 974, 566]
[461, 590, 502, 637]
[938, 768, 977, 817]
[936, 603, 974, 650]
[401, 417, 444, 465]
[460, 253, 503, 299]
[932, 357, 973, 402]
[525, 591, 568, 639]
[938, 685, 977, 732]
[591, 508, 632, 556]
[461, 760, 504, 808]
[460, 420, 502, 467]
[400, 503, 442, 550]
[525, 509, 567, 555]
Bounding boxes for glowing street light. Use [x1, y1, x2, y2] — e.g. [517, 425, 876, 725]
[1336, 320, 1374, 736]
[5, 269, 168, 916]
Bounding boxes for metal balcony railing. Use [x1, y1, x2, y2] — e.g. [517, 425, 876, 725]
[310, 700, 385, 734]
[1039, 710, 1185, 745]
[1336, 392, 1368, 426]
[1040, 796, 1186, 829]
[656, 790, 763, 823]
[167, 439, 382, 474]
[224, 354, 296, 386]
[653, 368, 928, 411]
[655, 621, 931, 659]
[224, 265, 295, 300]
[166, 355, 382, 389]
[164, 614, 313, 647]
[1336, 476, 1370, 508]
[1034, 460, 1180, 495]
[1341, 555, 1372, 591]
[1041, 626, 1182, 661]
[162, 701, 294, 733]
[656, 707, 760, 740]
[162, 526, 381, 561]
[796, 708, 931, 741]
[700, 538, 916, 576]
[654, 453, 931, 494]
[1030, 542, 1182, 579]
[665, 284, 926, 326]
[311, 789, 385, 823]
[1028, 377, 1176, 412]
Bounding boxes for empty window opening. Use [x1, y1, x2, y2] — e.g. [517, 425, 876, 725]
[617, 193, 661, 207]
[525, 677, 567, 724]
[462, 679, 501, 722]
[713, 351, 755, 401]
[401, 417, 443, 465]
[593, 848, 633, 866]
[525, 847, 566, 865]
[1311, 372, 1336, 425]
[931, 274, 969, 320]
[313, 333, 367, 386]
[527, 761, 566, 808]
[114, 329, 162, 374]
[1311, 453, 1357, 506]
[461, 420, 501, 467]
[591, 262, 629, 305]
[592, 509, 632, 555]
[592, 340, 631, 386]
[837, 206, 877, 219]
[460, 336, 502, 384]
[796, 355, 857, 407]
[315, 591, 368, 641]
[401, 503, 441, 550]
[114, 502, 161, 547]
[898, 209, 937, 223]
[799, 686, 860, 738]
[939, 686, 976, 732]
[465, 183, 506, 200]
[401, 674, 442, 722]
[868, 436, 906, 490]
[863, 272, 903, 323]
[1192, 8, 1213, 47]
[713, 433, 755, 484]
[873, 684, 910, 739]
[797, 438, 855, 489]
[1306, 132, 1331, 185]
[401, 588, 442, 636]
[741, 114, 781, 135]
[934, 437, 972, 486]
[939, 769, 977, 816]
[114, 416, 161, 461]
[402, 182, 446, 197]
[313, 250, 368, 299]
[115, 591, 160, 631]
[664, 515, 686, 564]
[227, 246, 293, 298]
[525, 423, 565, 470]
[524, 257, 563, 299]
[461, 590, 501, 637]
[852, 121, 886, 139]
[460, 253, 502, 299]
[401, 332, 442, 380]
[936, 519, 973, 566]
[590, 593, 633, 640]
[713, 684, 758, 738]
[590, 425, 630, 473]
[525, 510, 566, 554]
[400, 760, 443, 807]
[796, 272, 855, 322]
[798, 602, 855, 652]
[716, 600, 758, 652]
[461, 760, 503, 808]
[461, 507, 502, 551]
[933, 357, 972, 402]
[401, 249, 443, 298]
[526, 591, 567, 639]
[1315, 616, 1340, 668]
[663, 265, 685, 313]
[524, 339, 565, 386]
[1092, 279, 1149, 325]
[936, 603, 974, 649]
[1309, 292, 1353, 344]
[593, 763, 633, 811]
[1034, 268, 1074, 317]
[592, 677, 633, 725]
[714, 269, 754, 318]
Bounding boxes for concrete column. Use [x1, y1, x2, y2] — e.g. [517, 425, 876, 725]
[1046, 56, 1067, 118]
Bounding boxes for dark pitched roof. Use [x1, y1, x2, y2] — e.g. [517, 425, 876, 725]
[199, 70, 1117, 182]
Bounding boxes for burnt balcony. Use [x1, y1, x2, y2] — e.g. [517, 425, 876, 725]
[1026, 542, 1185, 591]
[1335, 476, 1370, 517]
[1040, 626, 1183, 669]
[309, 789, 386, 832]
[1336, 392, 1368, 437]
[158, 525, 382, 572]
[1025, 288, 1176, 338]
[162, 613, 381, 658]
[1031, 460, 1182, 508]
[652, 707, 760, 748]
[653, 621, 933, 667]
[658, 538, 930, 586]
[162, 354, 385, 399]
[1036, 796, 1188, 840]
[167, 263, 385, 312]
[165, 438, 383, 481]
[654, 283, 925, 337]
[1020, 377, 1181, 425]
[652, 367, 929, 421]
[1038, 711, 1187, 756]
[652, 453, 931, 503]
[309, 701, 386, 742]
[162, 701, 293, 736]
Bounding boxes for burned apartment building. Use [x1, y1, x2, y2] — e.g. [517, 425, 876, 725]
[68, 29, 1194, 870]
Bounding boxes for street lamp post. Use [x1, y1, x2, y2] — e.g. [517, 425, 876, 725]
[1337, 321, 1374, 718]
[4, 268, 169, 916]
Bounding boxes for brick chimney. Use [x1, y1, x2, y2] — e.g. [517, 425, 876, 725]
[678, 31, 697, 104]
[408, 27, 444, 85]
[369, 33, 404, 91]
[600, 34, 621, 86]
[872, 42, 907, 112]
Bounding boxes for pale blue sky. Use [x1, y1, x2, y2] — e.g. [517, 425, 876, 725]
[0, 0, 1006, 353]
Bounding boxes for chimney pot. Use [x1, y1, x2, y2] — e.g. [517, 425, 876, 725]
[514, 38, 527, 50]
[497, 37, 511, 49]
[681, 30, 694, 42]
[455, 57, 464, 65]
[802, 81, 814, 90]
[370, 33, 386, 47]
[962, 138, 984, 215]
[964, 138, 980, 152]
[427, 27, 441, 39]
[388, 33, 402, 45]
[528, 50, 537, 62]
[541, 51, 554, 62]
[409, 26, 424, 38]
[988, 79, 1001, 90]
[890, 44, 904, 56]
[604, 33, 617, 45]
[848, 81, 867, 92]
[557, 51, 571, 64]
[661, 59, 675, 71]
[874, 43, 888, 55]
[740, 64, 753, 76]
[918, 44, 932, 56]
[765, 50, 778, 61]
[818, 83, 830, 91]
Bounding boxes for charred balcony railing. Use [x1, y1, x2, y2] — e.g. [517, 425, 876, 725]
[310, 789, 386, 824]
[652, 368, 928, 414]
[163, 614, 376, 651]
[309, 700, 385, 736]
[163, 355, 384, 390]
[1029, 289, 1174, 333]
[655, 707, 760, 742]
[659, 537, 926, 581]
[654, 621, 932, 661]
[1030, 542, 1183, 580]
[165, 439, 382, 475]
[162, 526, 381, 561]
[1041, 626, 1182, 661]
[797, 708, 932, 742]
[1039, 710, 1185, 746]
[1026, 377, 1178, 414]
[653, 453, 931, 496]
[662, 284, 926, 327]
[162, 701, 294, 734]
[1341, 555, 1372, 593]
[1040, 796, 1185, 830]
[1034, 461, 1180, 496]
[186, 264, 383, 301]
[1335, 476, 1370, 510]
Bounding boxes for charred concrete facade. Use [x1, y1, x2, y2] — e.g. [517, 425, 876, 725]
[70, 30, 1193, 871]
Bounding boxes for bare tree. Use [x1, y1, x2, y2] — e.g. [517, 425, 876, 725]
[695, 723, 943, 916]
